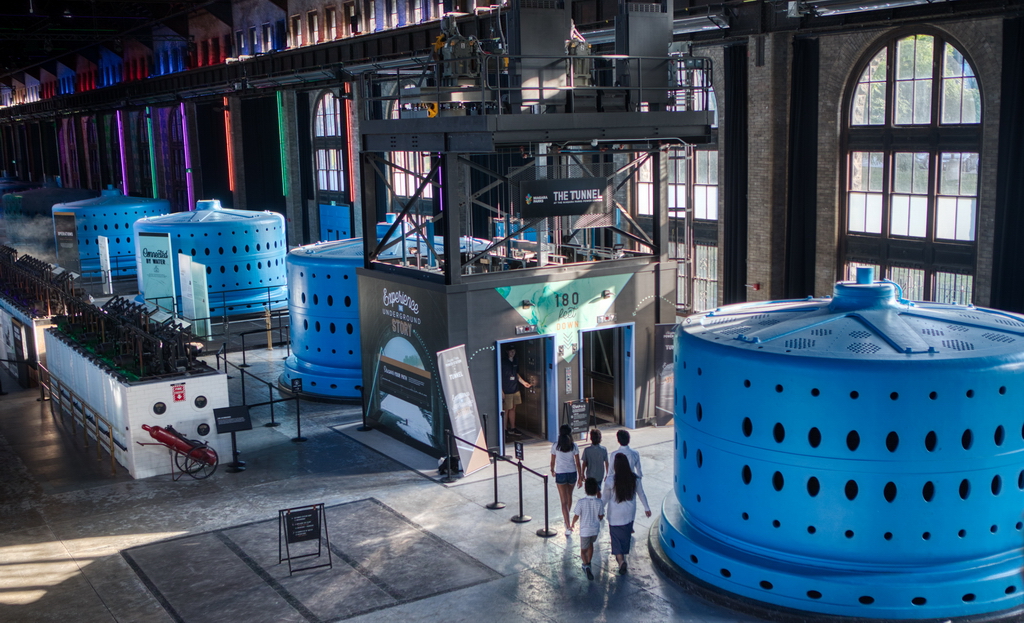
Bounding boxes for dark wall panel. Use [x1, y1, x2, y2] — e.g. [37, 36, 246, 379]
[195, 101, 232, 209]
[240, 96, 285, 215]
[784, 38, 819, 298]
[722, 44, 749, 305]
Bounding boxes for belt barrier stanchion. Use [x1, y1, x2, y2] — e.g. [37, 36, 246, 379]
[537, 475, 556, 537]
[511, 459, 531, 523]
[265, 379, 280, 427]
[239, 333, 249, 368]
[486, 451, 505, 510]
[240, 364, 246, 404]
[441, 429, 457, 483]
[292, 395, 306, 442]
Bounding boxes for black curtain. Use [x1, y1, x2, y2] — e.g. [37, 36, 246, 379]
[991, 17, 1024, 312]
[296, 91, 313, 244]
[722, 44, 748, 305]
[240, 96, 286, 215]
[194, 101, 231, 209]
[784, 38, 819, 298]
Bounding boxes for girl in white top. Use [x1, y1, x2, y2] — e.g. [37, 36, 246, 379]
[601, 452, 651, 575]
[550, 424, 582, 536]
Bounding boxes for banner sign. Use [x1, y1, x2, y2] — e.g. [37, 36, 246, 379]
[53, 211, 80, 275]
[97, 235, 112, 295]
[437, 345, 489, 475]
[191, 259, 210, 338]
[521, 177, 609, 218]
[497, 274, 633, 362]
[139, 232, 175, 313]
[654, 324, 676, 427]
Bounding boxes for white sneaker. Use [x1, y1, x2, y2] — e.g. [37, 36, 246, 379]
[565, 528, 573, 537]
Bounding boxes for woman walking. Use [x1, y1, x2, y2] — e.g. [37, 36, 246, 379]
[550, 424, 583, 536]
[602, 453, 651, 574]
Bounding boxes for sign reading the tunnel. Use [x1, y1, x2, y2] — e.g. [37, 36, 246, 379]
[521, 178, 609, 218]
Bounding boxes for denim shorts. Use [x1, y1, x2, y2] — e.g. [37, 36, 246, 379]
[555, 472, 576, 485]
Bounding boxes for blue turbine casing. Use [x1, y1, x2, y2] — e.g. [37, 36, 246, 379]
[280, 239, 364, 400]
[659, 278, 1024, 620]
[133, 200, 287, 315]
[51, 188, 170, 276]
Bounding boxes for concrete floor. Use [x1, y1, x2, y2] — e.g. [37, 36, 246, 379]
[0, 344, 763, 623]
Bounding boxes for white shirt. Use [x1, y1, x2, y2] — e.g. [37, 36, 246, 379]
[573, 495, 605, 537]
[608, 445, 643, 479]
[602, 473, 650, 527]
[550, 443, 579, 474]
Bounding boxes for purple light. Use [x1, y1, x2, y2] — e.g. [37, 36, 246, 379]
[116, 109, 129, 195]
[180, 102, 195, 211]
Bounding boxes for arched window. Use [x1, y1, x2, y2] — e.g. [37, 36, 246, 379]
[842, 33, 981, 304]
[313, 91, 347, 194]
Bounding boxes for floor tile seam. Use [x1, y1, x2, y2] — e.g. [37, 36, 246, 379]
[215, 530, 325, 623]
[120, 549, 188, 623]
[328, 426, 448, 487]
[323, 539, 404, 602]
[363, 497, 507, 580]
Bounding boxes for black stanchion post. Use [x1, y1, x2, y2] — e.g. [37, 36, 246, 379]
[240, 367, 247, 404]
[239, 333, 249, 368]
[265, 380, 280, 427]
[537, 474, 556, 537]
[356, 385, 371, 432]
[486, 452, 505, 510]
[511, 460, 531, 523]
[441, 429, 457, 483]
[292, 396, 306, 442]
[226, 431, 246, 473]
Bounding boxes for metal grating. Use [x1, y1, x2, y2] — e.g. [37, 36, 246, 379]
[758, 319, 781, 326]
[849, 330, 871, 339]
[993, 317, 1024, 328]
[717, 325, 752, 336]
[982, 332, 1015, 343]
[847, 342, 881, 354]
[921, 328, 945, 336]
[946, 324, 970, 333]
[704, 317, 735, 326]
[809, 328, 832, 336]
[784, 338, 816, 349]
[941, 339, 975, 351]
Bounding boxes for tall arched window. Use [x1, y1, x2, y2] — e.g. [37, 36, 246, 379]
[842, 33, 981, 304]
[313, 91, 347, 196]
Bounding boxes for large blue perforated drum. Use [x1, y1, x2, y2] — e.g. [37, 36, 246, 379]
[52, 188, 170, 277]
[658, 268, 1024, 621]
[133, 199, 287, 316]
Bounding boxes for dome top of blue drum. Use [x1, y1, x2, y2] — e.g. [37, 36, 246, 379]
[135, 199, 279, 227]
[656, 268, 1024, 622]
[52, 187, 169, 211]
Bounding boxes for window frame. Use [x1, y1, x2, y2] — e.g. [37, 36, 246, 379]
[840, 29, 981, 304]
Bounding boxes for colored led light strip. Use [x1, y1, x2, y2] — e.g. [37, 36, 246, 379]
[116, 109, 129, 195]
[146, 107, 159, 198]
[223, 96, 235, 192]
[180, 102, 195, 211]
[277, 91, 288, 196]
[345, 86, 355, 199]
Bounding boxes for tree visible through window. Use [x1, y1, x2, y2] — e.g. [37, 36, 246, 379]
[843, 33, 980, 305]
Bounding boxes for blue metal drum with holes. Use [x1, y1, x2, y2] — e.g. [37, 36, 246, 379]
[280, 238, 364, 400]
[657, 267, 1024, 621]
[133, 199, 287, 316]
[51, 188, 170, 278]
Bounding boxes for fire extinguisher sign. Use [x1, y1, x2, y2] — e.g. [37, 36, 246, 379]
[172, 384, 186, 402]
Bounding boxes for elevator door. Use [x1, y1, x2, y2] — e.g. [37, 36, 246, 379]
[582, 327, 623, 426]
[515, 338, 547, 439]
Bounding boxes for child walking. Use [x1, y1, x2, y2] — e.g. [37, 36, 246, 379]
[579, 429, 608, 496]
[570, 477, 605, 580]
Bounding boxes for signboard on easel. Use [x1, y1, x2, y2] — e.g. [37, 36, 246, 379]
[563, 399, 591, 437]
[278, 504, 332, 575]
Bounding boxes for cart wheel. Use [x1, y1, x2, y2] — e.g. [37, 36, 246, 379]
[174, 449, 193, 474]
[183, 446, 218, 479]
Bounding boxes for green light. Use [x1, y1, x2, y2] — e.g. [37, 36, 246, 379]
[277, 91, 288, 197]
[146, 107, 158, 199]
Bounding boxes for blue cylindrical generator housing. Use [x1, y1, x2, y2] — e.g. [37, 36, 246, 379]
[658, 272, 1024, 621]
[52, 188, 170, 277]
[133, 199, 287, 316]
[280, 239, 364, 400]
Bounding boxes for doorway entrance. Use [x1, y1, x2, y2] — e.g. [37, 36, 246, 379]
[580, 325, 634, 427]
[497, 336, 551, 443]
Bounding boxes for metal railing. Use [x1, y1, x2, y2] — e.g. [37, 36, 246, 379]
[218, 348, 305, 441]
[361, 53, 714, 121]
[38, 363, 120, 475]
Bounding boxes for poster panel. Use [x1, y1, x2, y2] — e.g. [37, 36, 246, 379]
[97, 235, 112, 294]
[191, 259, 210, 338]
[654, 323, 676, 427]
[139, 232, 175, 312]
[52, 211, 80, 275]
[437, 345, 489, 475]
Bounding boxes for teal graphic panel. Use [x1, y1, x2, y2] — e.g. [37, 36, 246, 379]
[497, 274, 633, 362]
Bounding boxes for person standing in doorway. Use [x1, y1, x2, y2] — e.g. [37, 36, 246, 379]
[501, 346, 531, 436]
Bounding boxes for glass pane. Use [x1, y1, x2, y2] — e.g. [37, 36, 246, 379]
[913, 80, 932, 124]
[889, 266, 925, 301]
[695, 187, 707, 219]
[706, 187, 718, 220]
[896, 38, 915, 80]
[908, 195, 928, 237]
[935, 197, 956, 239]
[943, 43, 961, 78]
[960, 152, 979, 195]
[849, 193, 865, 231]
[891, 195, 909, 236]
[935, 272, 972, 305]
[866, 193, 883, 234]
[894, 153, 913, 193]
[895, 81, 913, 125]
[940, 152, 961, 194]
[852, 84, 870, 125]
[942, 77, 962, 124]
[869, 82, 886, 125]
[708, 151, 718, 185]
[915, 36, 933, 79]
[963, 77, 980, 123]
[870, 49, 887, 81]
[956, 197, 976, 241]
[912, 152, 929, 194]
